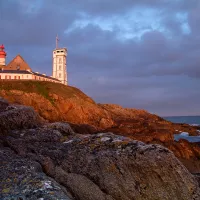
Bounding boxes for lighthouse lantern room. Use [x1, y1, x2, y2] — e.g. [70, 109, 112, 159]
[0, 44, 6, 66]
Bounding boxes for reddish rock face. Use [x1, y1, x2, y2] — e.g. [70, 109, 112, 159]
[99, 104, 200, 172]
[0, 82, 114, 130]
[0, 81, 200, 173]
[164, 140, 200, 173]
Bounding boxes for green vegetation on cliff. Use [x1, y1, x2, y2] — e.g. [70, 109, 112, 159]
[0, 80, 106, 126]
[0, 80, 94, 104]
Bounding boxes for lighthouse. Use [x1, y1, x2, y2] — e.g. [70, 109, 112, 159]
[0, 44, 6, 66]
[52, 35, 68, 85]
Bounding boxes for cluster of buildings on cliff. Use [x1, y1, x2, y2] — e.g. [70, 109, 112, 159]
[0, 37, 68, 85]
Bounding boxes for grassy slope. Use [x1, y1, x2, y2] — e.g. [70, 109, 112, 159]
[0, 80, 95, 104]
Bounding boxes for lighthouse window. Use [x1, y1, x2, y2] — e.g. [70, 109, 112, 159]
[59, 73, 61, 78]
[59, 58, 62, 63]
[59, 65, 62, 70]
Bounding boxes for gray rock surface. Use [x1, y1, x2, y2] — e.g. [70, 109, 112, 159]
[1, 97, 200, 200]
[43, 122, 75, 136]
[0, 148, 72, 200]
[0, 105, 41, 134]
[0, 97, 9, 112]
[55, 133, 200, 200]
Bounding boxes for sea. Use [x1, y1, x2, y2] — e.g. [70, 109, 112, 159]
[163, 116, 200, 143]
[163, 116, 200, 126]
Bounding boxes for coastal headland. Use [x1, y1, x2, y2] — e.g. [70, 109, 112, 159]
[1, 80, 200, 199]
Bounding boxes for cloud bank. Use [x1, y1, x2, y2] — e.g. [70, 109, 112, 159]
[0, 0, 200, 116]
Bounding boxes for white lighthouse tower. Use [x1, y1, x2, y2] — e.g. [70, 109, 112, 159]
[52, 35, 68, 85]
[0, 44, 6, 66]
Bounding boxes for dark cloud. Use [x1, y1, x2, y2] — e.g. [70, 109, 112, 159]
[0, 0, 200, 116]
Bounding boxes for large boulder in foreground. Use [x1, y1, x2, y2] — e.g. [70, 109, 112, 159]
[3, 127, 200, 199]
[53, 133, 200, 200]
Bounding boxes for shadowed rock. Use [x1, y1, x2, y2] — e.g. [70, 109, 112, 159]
[0, 105, 41, 134]
[54, 133, 200, 200]
[4, 128, 200, 200]
[0, 148, 72, 200]
[0, 97, 9, 112]
[43, 122, 75, 136]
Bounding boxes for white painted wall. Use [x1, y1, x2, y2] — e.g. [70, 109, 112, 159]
[0, 72, 60, 83]
[52, 48, 67, 85]
[0, 58, 6, 66]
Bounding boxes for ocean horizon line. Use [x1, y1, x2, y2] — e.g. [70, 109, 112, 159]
[162, 115, 200, 118]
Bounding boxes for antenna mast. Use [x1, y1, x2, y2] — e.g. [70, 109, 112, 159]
[56, 35, 59, 49]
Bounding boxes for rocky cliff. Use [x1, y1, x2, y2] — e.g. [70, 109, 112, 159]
[0, 80, 200, 173]
[0, 81, 113, 129]
[1, 97, 200, 200]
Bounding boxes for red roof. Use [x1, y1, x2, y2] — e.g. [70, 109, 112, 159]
[0, 44, 6, 57]
[0, 44, 5, 49]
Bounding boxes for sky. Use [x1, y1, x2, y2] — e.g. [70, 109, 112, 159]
[0, 0, 200, 116]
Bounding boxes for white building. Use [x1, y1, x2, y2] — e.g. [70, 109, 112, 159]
[52, 47, 67, 85]
[0, 37, 68, 85]
[0, 69, 61, 83]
